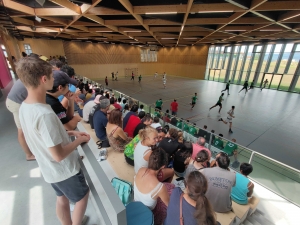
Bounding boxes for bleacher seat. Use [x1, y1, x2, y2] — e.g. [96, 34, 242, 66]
[232, 201, 250, 224]
[126, 201, 154, 225]
[216, 211, 236, 225]
[248, 196, 260, 215]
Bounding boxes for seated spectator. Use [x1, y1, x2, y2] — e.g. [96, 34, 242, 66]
[213, 134, 224, 149]
[93, 99, 110, 148]
[188, 123, 197, 136]
[122, 104, 129, 118]
[134, 126, 157, 174]
[85, 88, 93, 102]
[173, 142, 193, 177]
[176, 119, 183, 129]
[120, 99, 126, 110]
[124, 134, 140, 166]
[134, 149, 175, 225]
[162, 110, 171, 123]
[177, 131, 184, 149]
[170, 116, 178, 126]
[82, 94, 100, 122]
[46, 70, 81, 131]
[110, 97, 122, 110]
[185, 150, 209, 178]
[191, 137, 211, 163]
[202, 152, 236, 213]
[107, 105, 115, 120]
[196, 125, 208, 138]
[133, 115, 153, 137]
[158, 128, 180, 163]
[151, 117, 162, 129]
[231, 163, 254, 205]
[154, 108, 161, 118]
[117, 97, 122, 107]
[165, 171, 218, 225]
[205, 129, 215, 143]
[106, 109, 132, 152]
[183, 120, 190, 132]
[223, 138, 239, 163]
[138, 104, 144, 113]
[123, 104, 138, 128]
[156, 127, 167, 146]
[164, 124, 169, 132]
[124, 111, 146, 137]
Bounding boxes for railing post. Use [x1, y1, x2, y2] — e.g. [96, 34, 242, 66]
[208, 132, 212, 150]
[249, 151, 255, 164]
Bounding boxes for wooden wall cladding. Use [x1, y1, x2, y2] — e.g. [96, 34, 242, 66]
[63, 42, 208, 66]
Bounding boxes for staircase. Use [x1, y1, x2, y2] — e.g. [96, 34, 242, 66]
[242, 210, 275, 225]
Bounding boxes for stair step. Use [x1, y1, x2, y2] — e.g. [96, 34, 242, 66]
[242, 220, 254, 225]
[251, 212, 275, 225]
[247, 215, 262, 225]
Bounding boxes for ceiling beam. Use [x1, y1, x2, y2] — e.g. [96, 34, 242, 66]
[278, 10, 300, 22]
[12, 17, 34, 26]
[49, 0, 82, 14]
[133, 5, 187, 14]
[34, 8, 80, 16]
[2, 0, 34, 15]
[104, 19, 140, 25]
[88, 7, 129, 15]
[191, 3, 246, 13]
[176, 0, 194, 46]
[255, 1, 300, 11]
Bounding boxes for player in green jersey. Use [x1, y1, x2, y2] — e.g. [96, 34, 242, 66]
[209, 93, 224, 113]
[155, 98, 163, 110]
[213, 134, 224, 149]
[190, 93, 198, 109]
[223, 138, 238, 163]
[221, 80, 230, 95]
[188, 123, 197, 136]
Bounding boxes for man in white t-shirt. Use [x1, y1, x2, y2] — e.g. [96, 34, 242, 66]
[219, 105, 235, 133]
[17, 57, 90, 225]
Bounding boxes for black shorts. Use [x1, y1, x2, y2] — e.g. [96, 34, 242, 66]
[216, 102, 222, 107]
[51, 169, 89, 203]
[155, 106, 162, 110]
[192, 101, 196, 105]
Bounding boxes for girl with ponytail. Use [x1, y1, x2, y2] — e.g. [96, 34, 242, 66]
[184, 150, 209, 178]
[164, 171, 219, 225]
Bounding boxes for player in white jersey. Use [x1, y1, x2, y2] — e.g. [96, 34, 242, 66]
[162, 75, 167, 88]
[219, 106, 235, 133]
[154, 72, 158, 79]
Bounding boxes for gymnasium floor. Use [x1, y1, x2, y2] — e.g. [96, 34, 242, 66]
[96, 75, 300, 170]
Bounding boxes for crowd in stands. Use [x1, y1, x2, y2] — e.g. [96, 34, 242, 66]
[6, 53, 255, 225]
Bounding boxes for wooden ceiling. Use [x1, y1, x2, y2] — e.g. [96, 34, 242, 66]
[1, 0, 300, 46]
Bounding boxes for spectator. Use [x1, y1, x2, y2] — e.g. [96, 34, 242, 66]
[82, 95, 100, 122]
[123, 104, 138, 128]
[134, 149, 175, 225]
[123, 110, 144, 137]
[176, 118, 183, 129]
[93, 99, 110, 148]
[117, 97, 122, 106]
[106, 109, 132, 152]
[188, 123, 197, 136]
[202, 152, 236, 213]
[46, 70, 81, 131]
[85, 89, 93, 102]
[138, 104, 144, 113]
[155, 98, 163, 110]
[158, 128, 180, 163]
[165, 171, 218, 225]
[223, 138, 239, 164]
[120, 99, 126, 110]
[124, 134, 140, 166]
[151, 117, 162, 129]
[133, 116, 153, 137]
[170, 99, 178, 116]
[154, 108, 161, 118]
[110, 97, 122, 110]
[106, 105, 115, 120]
[213, 134, 224, 149]
[205, 130, 215, 144]
[196, 125, 208, 138]
[162, 110, 171, 123]
[122, 104, 130, 118]
[156, 127, 167, 146]
[231, 163, 254, 205]
[191, 137, 211, 164]
[59, 64, 77, 107]
[170, 116, 178, 126]
[173, 142, 193, 177]
[185, 150, 209, 178]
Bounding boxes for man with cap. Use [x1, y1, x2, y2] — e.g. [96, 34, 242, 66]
[46, 70, 81, 131]
[93, 99, 111, 148]
[82, 94, 100, 123]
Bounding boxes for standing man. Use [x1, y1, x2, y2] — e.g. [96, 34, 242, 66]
[162, 75, 167, 88]
[138, 75, 142, 83]
[17, 57, 90, 225]
[155, 98, 163, 110]
[221, 80, 230, 95]
[111, 72, 114, 81]
[261, 79, 268, 91]
[248, 80, 255, 91]
[209, 93, 224, 113]
[105, 76, 108, 86]
[239, 81, 248, 94]
[115, 71, 118, 81]
[154, 72, 158, 79]
[170, 99, 178, 116]
[131, 71, 135, 80]
[190, 93, 198, 109]
[219, 106, 235, 133]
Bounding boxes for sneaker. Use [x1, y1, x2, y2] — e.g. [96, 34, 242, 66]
[218, 118, 222, 121]
[229, 130, 233, 133]
[99, 148, 107, 161]
[82, 215, 88, 225]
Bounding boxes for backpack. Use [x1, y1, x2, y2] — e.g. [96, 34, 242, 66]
[111, 177, 133, 206]
[89, 104, 100, 129]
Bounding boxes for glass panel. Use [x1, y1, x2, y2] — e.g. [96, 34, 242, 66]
[274, 44, 283, 52]
[250, 153, 300, 206]
[279, 75, 293, 91]
[270, 75, 282, 89]
[251, 53, 260, 71]
[266, 44, 273, 53]
[268, 53, 280, 73]
[243, 45, 254, 72]
[219, 70, 226, 82]
[248, 72, 255, 83]
[287, 52, 300, 74]
[263, 73, 273, 89]
[209, 69, 215, 80]
[214, 69, 220, 81]
[240, 71, 248, 84]
[255, 45, 262, 52]
[296, 44, 300, 52]
[294, 76, 300, 92]
[233, 71, 241, 84]
[223, 53, 230, 69]
[257, 73, 264, 86]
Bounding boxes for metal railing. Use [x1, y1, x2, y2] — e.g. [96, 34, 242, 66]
[78, 75, 300, 207]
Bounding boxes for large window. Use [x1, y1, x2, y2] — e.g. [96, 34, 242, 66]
[206, 42, 300, 93]
[24, 44, 32, 55]
[141, 49, 157, 62]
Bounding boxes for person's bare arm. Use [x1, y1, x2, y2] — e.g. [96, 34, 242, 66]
[61, 97, 69, 109]
[49, 134, 90, 162]
[157, 185, 170, 206]
[63, 115, 81, 131]
[247, 182, 254, 197]
[116, 128, 128, 141]
[143, 149, 152, 162]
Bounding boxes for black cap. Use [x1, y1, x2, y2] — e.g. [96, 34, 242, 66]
[53, 70, 78, 87]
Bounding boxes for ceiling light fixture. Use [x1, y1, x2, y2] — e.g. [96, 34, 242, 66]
[161, 38, 175, 39]
[129, 36, 134, 39]
[181, 26, 184, 32]
[130, 42, 139, 43]
[124, 30, 141, 32]
[198, 10, 233, 13]
[146, 12, 177, 14]
[225, 30, 246, 31]
[183, 38, 197, 39]
[76, 38, 88, 39]
[95, 31, 113, 32]
[260, 29, 282, 31]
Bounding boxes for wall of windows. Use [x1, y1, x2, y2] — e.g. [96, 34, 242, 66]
[205, 42, 300, 93]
